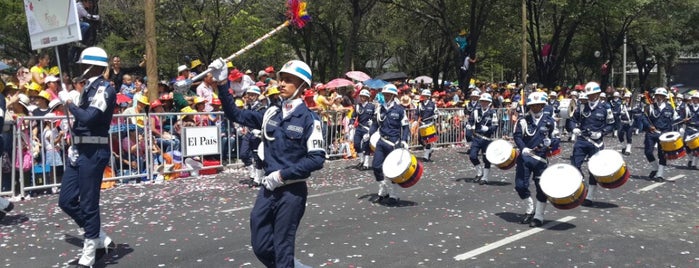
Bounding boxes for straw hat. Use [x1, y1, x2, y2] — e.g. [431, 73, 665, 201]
[137, 95, 149, 105]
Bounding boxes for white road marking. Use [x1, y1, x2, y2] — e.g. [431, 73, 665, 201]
[220, 186, 364, 213]
[636, 174, 684, 193]
[453, 216, 576, 261]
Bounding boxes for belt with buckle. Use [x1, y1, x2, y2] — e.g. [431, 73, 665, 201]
[74, 136, 109, 145]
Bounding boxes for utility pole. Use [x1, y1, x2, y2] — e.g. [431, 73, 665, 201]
[145, 0, 158, 102]
[521, 0, 527, 85]
[622, 34, 627, 89]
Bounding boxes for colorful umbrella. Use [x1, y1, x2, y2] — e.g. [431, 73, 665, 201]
[345, 71, 371, 82]
[364, 79, 388, 89]
[324, 78, 354, 89]
[413, 75, 433, 84]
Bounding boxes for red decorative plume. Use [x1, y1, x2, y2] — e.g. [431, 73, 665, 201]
[287, 0, 311, 28]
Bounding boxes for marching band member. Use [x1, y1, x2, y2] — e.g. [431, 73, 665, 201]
[463, 89, 481, 143]
[467, 93, 498, 185]
[58, 47, 117, 267]
[215, 59, 325, 267]
[513, 91, 558, 227]
[547, 91, 560, 116]
[618, 92, 635, 155]
[610, 91, 623, 138]
[571, 82, 615, 207]
[350, 89, 376, 170]
[565, 91, 579, 141]
[239, 86, 266, 187]
[369, 84, 410, 205]
[686, 93, 699, 168]
[417, 89, 438, 161]
[640, 88, 684, 182]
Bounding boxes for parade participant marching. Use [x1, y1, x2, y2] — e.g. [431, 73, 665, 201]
[464, 89, 481, 143]
[639, 88, 685, 182]
[350, 89, 375, 170]
[565, 91, 579, 141]
[0, 85, 12, 221]
[57, 47, 117, 267]
[417, 89, 438, 162]
[571, 82, 615, 206]
[467, 93, 498, 185]
[369, 84, 410, 205]
[685, 93, 699, 168]
[213, 58, 325, 267]
[618, 92, 635, 155]
[513, 91, 558, 227]
[239, 85, 266, 187]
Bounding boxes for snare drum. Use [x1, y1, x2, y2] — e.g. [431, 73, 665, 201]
[588, 149, 630, 189]
[485, 139, 518, 170]
[685, 132, 699, 151]
[540, 163, 587, 210]
[558, 98, 575, 119]
[369, 132, 380, 151]
[659, 131, 686, 160]
[418, 123, 439, 144]
[382, 148, 424, 188]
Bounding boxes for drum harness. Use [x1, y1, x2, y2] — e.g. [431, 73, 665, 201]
[579, 102, 606, 148]
[355, 102, 372, 131]
[518, 115, 548, 163]
[471, 107, 495, 141]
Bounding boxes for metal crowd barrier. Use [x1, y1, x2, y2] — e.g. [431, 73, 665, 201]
[0, 107, 515, 198]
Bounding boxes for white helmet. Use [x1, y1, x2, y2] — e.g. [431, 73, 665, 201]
[382, 84, 398, 95]
[359, 89, 371, 98]
[526, 92, 548, 106]
[278, 60, 312, 86]
[579, 93, 589, 100]
[676, 93, 684, 99]
[77, 47, 109, 67]
[654, 87, 668, 97]
[623, 92, 632, 98]
[421, 89, 431, 96]
[245, 85, 261, 95]
[549, 91, 557, 97]
[584, 81, 602, 95]
[479, 93, 493, 102]
[613, 91, 620, 98]
[692, 93, 699, 99]
[600, 92, 607, 98]
[470, 90, 481, 97]
[570, 91, 579, 97]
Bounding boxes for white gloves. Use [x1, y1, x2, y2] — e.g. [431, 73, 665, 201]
[90, 14, 100, 20]
[261, 170, 284, 191]
[680, 128, 685, 136]
[465, 124, 473, 130]
[362, 134, 370, 142]
[480, 126, 489, 132]
[68, 145, 79, 166]
[208, 58, 228, 81]
[251, 129, 262, 137]
[543, 138, 551, 147]
[173, 79, 192, 94]
[522, 148, 532, 155]
[590, 131, 602, 140]
[573, 128, 581, 135]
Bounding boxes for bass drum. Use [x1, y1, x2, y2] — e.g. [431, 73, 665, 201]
[485, 139, 518, 170]
[382, 148, 423, 188]
[558, 98, 575, 119]
[659, 131, 686, 160]
[685, 132, 699, 151]
[588, 149, 630, 189]
[540, 163, 587, 210]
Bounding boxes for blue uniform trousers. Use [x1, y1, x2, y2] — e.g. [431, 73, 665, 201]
[644, 132, 666, 165]
[240, 133, 254, 166]
[514, 154, 548, 202]
[571, 139, 602, 185]
[372, 139, 396, 181]
[58, 144, 110, 239]
[618, 123, 633, 143]
[353, 127, 370, 155]
[250, 182, 308, 267]
[469, 137, 491, 168]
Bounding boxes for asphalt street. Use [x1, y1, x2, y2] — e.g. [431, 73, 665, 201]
[1, 136, 698, 267]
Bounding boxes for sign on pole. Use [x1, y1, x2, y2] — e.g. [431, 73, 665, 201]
[23, 0, 82, 50]
[182, 126, 221, 157]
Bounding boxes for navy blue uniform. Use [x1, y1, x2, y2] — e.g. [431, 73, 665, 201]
[571, 100, 614, 186]
[640, 102, 681, 166]
[351, 101, 375, 156]
[370, 101, 410, 182]
[617, 101, 634, 144]
[464, 100, 478, 141]
[417, 100, 437, 158]
[468, 106, 498, 168]
[58, 76, 116, 240]
[513, 113, 557, 202]
[240, 101, 266, 168]
[219, 83, 325, 267]
[686, 104, 699, 136]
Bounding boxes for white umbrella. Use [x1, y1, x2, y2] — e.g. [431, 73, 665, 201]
[414, 75, 433, 84]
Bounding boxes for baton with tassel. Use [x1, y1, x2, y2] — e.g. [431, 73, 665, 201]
[191, 0, 311, 82]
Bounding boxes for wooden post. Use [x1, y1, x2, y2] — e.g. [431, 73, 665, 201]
[145, 0, 158, 102]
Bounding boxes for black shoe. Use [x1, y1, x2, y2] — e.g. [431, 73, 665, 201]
[520, 213, 534, 224]
[688, 161, 693, 168]
[239, 178, 253, 185]
[372, 195, 388, 204]
[654, 176, 665, 183]
[360, 166, 371, 171]
[478, 180, 488, 185]
[3, 201, 14, 213]
[648, 170, 657, 181]
[382, 197, 399, 206]
[422, 157, 431, 162]
[581, 199, 594, 207]
[529, 218, 543, 227]
[354, 162, 364, 169]
[623, 151, 631, 156]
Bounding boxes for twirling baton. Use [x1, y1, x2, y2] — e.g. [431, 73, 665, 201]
[191, 0, 311, 82]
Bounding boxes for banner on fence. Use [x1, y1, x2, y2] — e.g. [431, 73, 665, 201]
[182, 126, 221, 156]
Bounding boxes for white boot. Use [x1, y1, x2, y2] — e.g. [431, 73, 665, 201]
[531, 200, 547, 227]
[475, 164, 483, 178]
[655, 165, 666, 182]
[255, 169, 264, 184]
[247, 165, 255, 179]
[98, 230, 115, 251]
[378, 181, 388, 197]
[363, 155, 370, 168]
[366, 156, 373, 168]
[571, 133, 577, 142]
[587, 185, 597, 200]
[625, 143, 632, 154]
[78, 238, 99, 266]
[479, 168, 490, 185]
[525, 197, 534, 214]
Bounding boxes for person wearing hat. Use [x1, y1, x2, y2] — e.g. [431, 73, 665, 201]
[191, 97, 211, 126]
[265, 86, 282, 108]
[467, 92, 498, 185]
[196, 72, 216, 112]
[210, 58, 324, 267]
[350, 89, 376, 170]
[638, 87, 686, 183]
[227, 68, 256, 98]
[463, 89, 481, 142]
[513, 91, 558, 227]
[617, 92, 636, 156]
[570, 82, 615, 207]
[684, 93, 699, 168]
[122, 95, 149, 129]
[238, 85, 266, 187]
[57, 46, 117, 267]
[147, 99, 179, 154]
[44, 75, 60, 100]
[368, 84, 409, 205]
[417, 89, 438, 162]
[31, 90, 52, 116]
[245, 69, 255, 81]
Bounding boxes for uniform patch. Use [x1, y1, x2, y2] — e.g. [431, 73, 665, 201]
[307, 120, 325, 153]
[287, 125, 303, 134]
[89, 86, 108, 112]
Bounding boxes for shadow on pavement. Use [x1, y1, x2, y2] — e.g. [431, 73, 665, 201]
[65, 234, 134, 268]
[494, 212, 523, 223]
[357, 193, 418, 207]
[0, 213, 29, 226]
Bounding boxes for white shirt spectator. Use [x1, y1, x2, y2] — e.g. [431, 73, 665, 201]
[230, 75, 255, 97]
